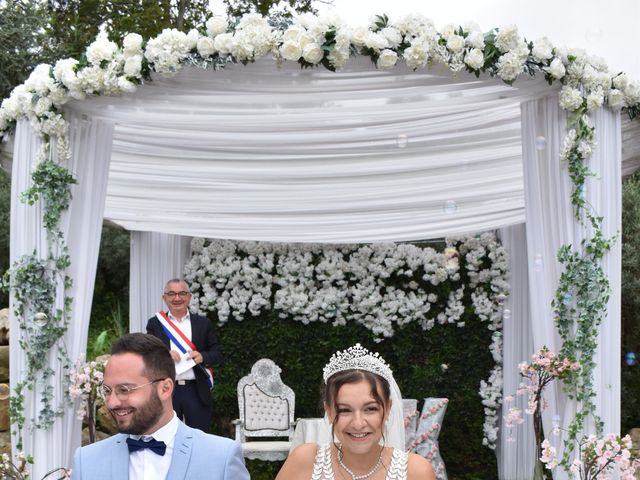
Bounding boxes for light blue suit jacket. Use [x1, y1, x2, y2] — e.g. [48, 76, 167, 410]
[72, 421, 250, 479]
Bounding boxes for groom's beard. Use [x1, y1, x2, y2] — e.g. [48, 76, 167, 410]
[110, 390, 164, 435]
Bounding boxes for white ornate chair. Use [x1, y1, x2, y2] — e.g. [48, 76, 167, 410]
[233, 358, 295, 461]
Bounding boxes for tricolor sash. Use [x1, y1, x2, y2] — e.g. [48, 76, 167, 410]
[155, 311, 214, 389]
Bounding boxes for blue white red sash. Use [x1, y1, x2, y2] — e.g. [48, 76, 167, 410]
[155, 311, 214, 389]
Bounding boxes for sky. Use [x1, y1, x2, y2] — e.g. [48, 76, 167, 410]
[210, 0, 640, 79]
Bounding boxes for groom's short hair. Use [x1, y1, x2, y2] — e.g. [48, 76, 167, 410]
[111, 332, 176, 382]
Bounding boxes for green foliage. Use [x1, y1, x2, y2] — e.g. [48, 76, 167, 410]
[211, 312, 497, 478]
[0, 0, 51, 101]
[44, 0, 212, 60]
[223, 0, 316, 19]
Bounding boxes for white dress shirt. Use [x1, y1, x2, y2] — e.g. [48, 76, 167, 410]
[128, 413, 179, 480]
[168, 311, 196, 381]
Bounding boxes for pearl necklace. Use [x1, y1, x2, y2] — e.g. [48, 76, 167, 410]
[337, 448, 383, 480]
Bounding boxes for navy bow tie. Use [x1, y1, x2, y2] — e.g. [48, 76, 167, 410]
[126, 437, 167, 456]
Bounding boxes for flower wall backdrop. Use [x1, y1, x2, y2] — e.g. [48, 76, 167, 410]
[184, 232, 509, 449]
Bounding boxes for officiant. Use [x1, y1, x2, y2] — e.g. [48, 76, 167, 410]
[146, 278, 224, 432]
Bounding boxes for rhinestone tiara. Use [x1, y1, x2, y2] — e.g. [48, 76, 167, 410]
[322, 343, 393, 384]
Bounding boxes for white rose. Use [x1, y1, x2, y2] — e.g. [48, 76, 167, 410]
[123, 33, 143, 56]
[302, 43, 324, 64]
[86, 33, 118, 65]
[381, 27, 402, 48]
[214, 33, 234, 55]
[464, 48, 484, 70]
[363, 31, 389, 51]
[607, 89, 626, 110]
[446, 34, 465, 53]
[350, 26, 368, 47]
[466, 31, 485, 49]
[186, 29, 199, 50]
[280, 40, 302, 61]
[53, 58, 79, 86]
[206, 16, 228, 37]
[197, 36, 216, 56]
[495, 25, 519, 53]
[544, 57, 566, 80]
[403, 41, 429, 70]
[376, 49, 398, 69]
[283, 24, 306, 42]
[123, 55, 142, 77]
[559, 86, 584, 111]
[531, 37, 553, 62]
[613, 73, 630, 91]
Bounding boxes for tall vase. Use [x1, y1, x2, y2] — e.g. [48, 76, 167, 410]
[532, 402, 552, 480]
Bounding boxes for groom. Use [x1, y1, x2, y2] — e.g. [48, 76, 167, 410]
[72, 333, 249, 480]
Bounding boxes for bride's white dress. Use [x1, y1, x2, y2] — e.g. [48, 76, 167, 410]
[311, 444, 408, 480]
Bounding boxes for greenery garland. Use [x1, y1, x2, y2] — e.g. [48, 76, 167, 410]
[1, 140, 76, 449]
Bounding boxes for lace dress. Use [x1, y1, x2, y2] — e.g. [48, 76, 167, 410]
[310, 444, 408, 480]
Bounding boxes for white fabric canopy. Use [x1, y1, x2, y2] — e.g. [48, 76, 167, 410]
[8, 56, 625, 478]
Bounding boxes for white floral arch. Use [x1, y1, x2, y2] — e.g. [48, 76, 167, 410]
[2, 12, 639, 479]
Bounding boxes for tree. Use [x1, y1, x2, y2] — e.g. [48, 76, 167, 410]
[222, 0, 324, 19]
[0, 0, 51, 101]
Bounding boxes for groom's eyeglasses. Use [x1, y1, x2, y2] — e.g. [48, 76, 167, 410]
[99, 379, 164, 400]
[163, 291, 190, 299]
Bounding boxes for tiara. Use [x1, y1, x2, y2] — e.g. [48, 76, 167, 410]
[323, 343, 393, 384]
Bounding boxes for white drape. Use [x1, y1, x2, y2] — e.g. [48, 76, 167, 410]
[498, 224, 536, 479]
[10, 114, 113, 478]
[129, 231, 192, 333]
[67, 58, 557, 242]
[521, 96, 621, 478]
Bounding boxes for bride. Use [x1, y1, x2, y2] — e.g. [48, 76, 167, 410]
[276, 344, 436, 480]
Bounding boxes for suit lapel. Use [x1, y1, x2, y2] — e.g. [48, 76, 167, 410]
[166, 422, 194, 480]
[111, 434, 130, 480]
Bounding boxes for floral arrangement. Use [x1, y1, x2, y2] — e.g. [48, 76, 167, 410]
[185, 232, 508, 449]
[68, 357, 106, 444]
[502, 347, 579, 478]
[0, 453, 32, 479]
[541, 434, 639, 480]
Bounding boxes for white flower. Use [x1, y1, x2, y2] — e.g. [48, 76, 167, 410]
[559, 86, 584, 111]
[494, 25, 520, 53]
[123, 55, 142, 77]
[446, 34, 465, 53]
[197, 36, 216, 56]
[213, 33, 234, 55]
[496, 50, 525, 82]
[283, 24, 307, 42]
[123, 33, 143, 57]
[302, 43, 324, 64]
[117, 77, 137, 93]
[350, 26, 369, 48]
[280, 40, 303, 61]
[363, 31, 389, 51]
[586, 89, 604, 111]
[376, 49, 398, 69]
[544, 57, 566, 80]
[607, 88, 626, 110]
[24, 64, 55, 96]
[531, 37, 553, 62]
[464, 48, 484, 70]
[206, 16, 228, 37]
[380, 27, 402, 48]
[53, 58, 79, 90]
[466, 31, 485, 50]
[403, 39, 430, 70]
[86, 33, 118, 66]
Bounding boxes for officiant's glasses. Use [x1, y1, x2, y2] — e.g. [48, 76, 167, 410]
[99, 379, 164, 400]
[163, 291, 190, 298]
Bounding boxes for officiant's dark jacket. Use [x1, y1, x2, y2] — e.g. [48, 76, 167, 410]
[146, 312, 224, 407]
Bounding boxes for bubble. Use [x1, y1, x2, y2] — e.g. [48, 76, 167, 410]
[625, 351, 637, 366]
[33, 312, 48, 328]
[443, 200, 458, 215]
[552, 414, 561, 428]
[503, 309, 511, 321]
[396, 134, 409, 148]
[533, 253, 543, 273]
[562, 293, 573, 305]
[535, 136, 547, 150]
